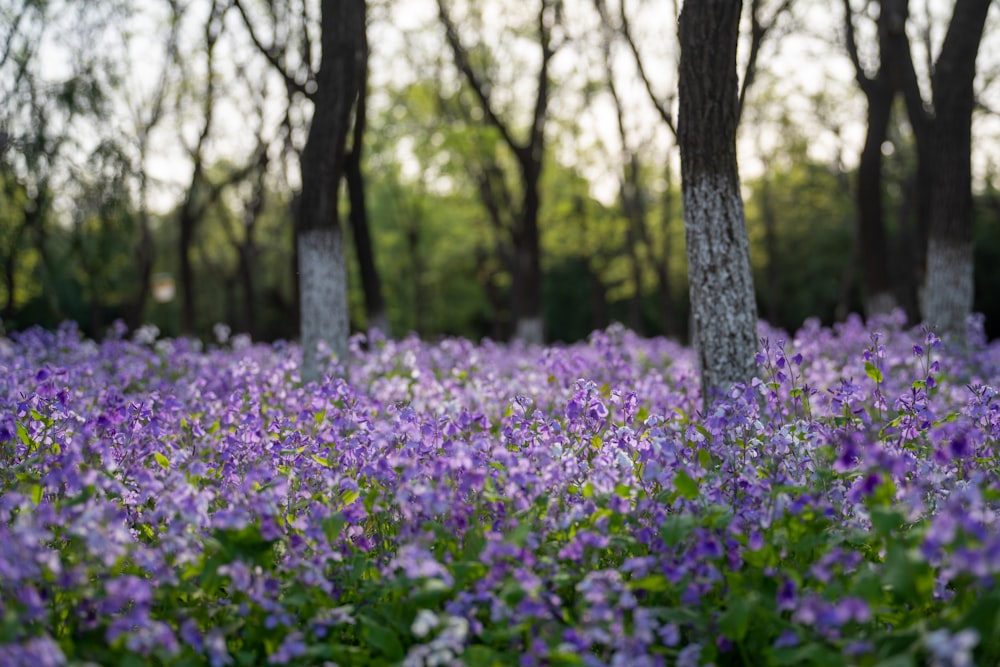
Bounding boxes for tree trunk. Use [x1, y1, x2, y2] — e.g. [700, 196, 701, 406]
[922, 0, 990, 341]
[678, 0, 758, 406]
[588, 264, 609, 332]
[125, 215, 153, 331]
[237, 243, 257, 338]
[513, 161, 544, 344]
[178, 194, 198, 336]
[296, 0, 366, 381]
[345, 62, 388, 335]
[856, 75, 898, 317]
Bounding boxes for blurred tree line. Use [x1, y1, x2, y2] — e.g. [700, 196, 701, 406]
[1, 0, 999, 349]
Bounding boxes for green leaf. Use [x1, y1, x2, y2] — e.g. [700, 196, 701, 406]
[30, 483, 43, 505]
[771, 642, 845, 666]
[960, 588, 1000, 638]
[153, 452, 170, 470]
[16, 422, 30, 447]
[869, 507, 904, 538]
[361, 617, 404, 661]
[673, 469, 700, 500]
[323, 514, 346, 543]
[630, 574, 670, 593]
[508, 521, 533, 547]
[659, 514, 695, 547]
[719, 593, 753, 641]
[464, 646, 507, 666]
[873, 655, 916, 667]
[697, 448, 714, 470]
[340, 489, 360, 507]
[865, 361, 884, 384]
[883, 542, 921, 605]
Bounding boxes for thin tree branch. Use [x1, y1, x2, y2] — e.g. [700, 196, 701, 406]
[738, 0, 795, 121]
[842, 0, 874, 95]
[231, 0, 311, 98]
[436, 0, 522, 154]
[618, 0, 675, 136]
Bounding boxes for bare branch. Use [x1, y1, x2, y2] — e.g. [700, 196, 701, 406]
[738, 0, 795, 121]
[0, 7, 27, 72]
[842, 0, 874, 94]
[436, 0, 522, 154]
[618, 0, 675, 136]
[231, 0, 311, 98]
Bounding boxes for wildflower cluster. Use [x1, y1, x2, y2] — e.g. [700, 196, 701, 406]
[1, 315, 1000, 666]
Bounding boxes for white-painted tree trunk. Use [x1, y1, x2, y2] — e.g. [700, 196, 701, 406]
[514, 316, 544, 346]
[923, 236, 973, 340]
[298, 227, 349, 383]
[684, 173, 758, 404]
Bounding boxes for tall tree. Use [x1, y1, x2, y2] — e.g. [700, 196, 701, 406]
[845, 0, 992, 338]
[294, 0, 365, 380]
[123, 1, 179, 331]
[678, 0, 758, 405]
[176, 0, 224, 336]
[234, 0, 386, 355]
[842, 0, 907, 318]
[604, 0, 793, 336]
[915, 0, 992, 340]
[437, 0, 562, 344]
[235, 0, 372, 378]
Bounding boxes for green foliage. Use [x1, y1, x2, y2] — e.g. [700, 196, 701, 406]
[744, 153, 858, 331]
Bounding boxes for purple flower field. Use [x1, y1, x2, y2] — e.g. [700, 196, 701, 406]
[3, 315, 1000, 666]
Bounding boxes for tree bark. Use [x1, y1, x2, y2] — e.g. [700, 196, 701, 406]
[922, 0, 990, 341]
[296, 0, 365, 381]
[679, 0, 758, 407]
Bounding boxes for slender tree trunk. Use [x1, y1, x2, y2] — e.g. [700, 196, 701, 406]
[893, 173, 921, 322]
[125, 216, 153, 331]
[922, 0, 990, 341]
[178, 195, 198, 336]
[513, 162, 544, 344]
[678, 0, 758, 406]
[237, 243, 257, 337]
[407, 223, 424, 336]
[856, 78, 898, 317]
[296, 0, 365, 381]
[587, 262, 609, 332]
[345, 63, 388, 335]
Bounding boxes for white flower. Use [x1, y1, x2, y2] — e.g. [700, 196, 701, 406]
[213, 323, 231, 344]
[926, 628, 980, 667]
[617, 450, 634, 470]
[411, 609, 439, 639]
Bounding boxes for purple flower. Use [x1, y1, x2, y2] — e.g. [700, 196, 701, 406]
[268, 632, 307, 665]
[676, 643, 702, 667]
[658, 622, 680, 647]
[774, 630, 798, 648]
[777, 578, 797, 611]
